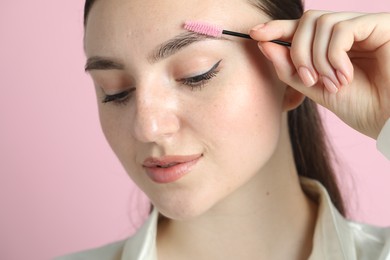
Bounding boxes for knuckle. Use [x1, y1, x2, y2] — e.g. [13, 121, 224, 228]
[312, 55, 328, 74]
[316, 13, 334, 27]
[302, 10, 329, 22]
[274, 68, 288, 83]
[333, 20, 350, 34]
[303, 10, 319, 19]
[300, 10, 316, 25]
[327, 51, 344, 71]
[277, 72, 288, 83]
[327, 50, 339, 65]
[289, 47, 307, 67]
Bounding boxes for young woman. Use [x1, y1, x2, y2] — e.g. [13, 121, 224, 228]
[58, 0, 390, 259]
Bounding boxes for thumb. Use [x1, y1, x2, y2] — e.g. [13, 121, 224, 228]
[259, 41, 327, 104]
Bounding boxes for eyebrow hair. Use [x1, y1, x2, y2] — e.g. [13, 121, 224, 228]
[84, 57, 125, 72]
[85, 32, 218, 71]
[148, 32, 214, 63]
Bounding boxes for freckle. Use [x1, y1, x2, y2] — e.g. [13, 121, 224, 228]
[266, 192, 270, 196]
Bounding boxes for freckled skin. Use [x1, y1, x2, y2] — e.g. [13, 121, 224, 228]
[84, 1, 390, 258]
[85, 0, 301, 220]
[84, 1, 320, 259]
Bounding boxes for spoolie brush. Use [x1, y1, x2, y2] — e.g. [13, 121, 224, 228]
[184, 21, 291, 47]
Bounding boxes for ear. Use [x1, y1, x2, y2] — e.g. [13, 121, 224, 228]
[282, 85, 306, 111]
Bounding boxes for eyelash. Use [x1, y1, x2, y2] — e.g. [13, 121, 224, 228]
[102, 60, 222, 105]
[102, 90, 133, 105]
[178, 60, 222, 90]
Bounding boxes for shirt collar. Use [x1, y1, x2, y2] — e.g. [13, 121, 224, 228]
[301, 177, 354, 259]
[121, 178, 355, 260]
[121, 207, 159, 260]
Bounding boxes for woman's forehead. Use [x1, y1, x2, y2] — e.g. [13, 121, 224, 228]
[85, 0, 266, 37]
[84, 0, 267, 58]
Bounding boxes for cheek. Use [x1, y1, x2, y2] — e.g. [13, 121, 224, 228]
[99, 106, 120, 145]
[161, 75, 286, 218]
[206, 44, 285, 147]
[213, 83, 282, 158]
[202, 65, 284, 148]
[193, 63, 286, 187]
[97, 104, 137, 162]
[99, 108, 149, 189]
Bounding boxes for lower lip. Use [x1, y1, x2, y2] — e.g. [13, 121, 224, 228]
[144, 157, 201, 184]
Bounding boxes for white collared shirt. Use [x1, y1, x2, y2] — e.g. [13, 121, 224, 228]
[56, 119, 390, 260]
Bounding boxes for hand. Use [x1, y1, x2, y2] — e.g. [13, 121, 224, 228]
[250, 11, 390, 139]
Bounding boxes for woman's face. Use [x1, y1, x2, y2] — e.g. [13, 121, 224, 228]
[85, 0, 292, 220]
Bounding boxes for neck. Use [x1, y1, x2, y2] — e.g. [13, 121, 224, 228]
[157, 168, 317, 260]
[157, 124, 318, 260]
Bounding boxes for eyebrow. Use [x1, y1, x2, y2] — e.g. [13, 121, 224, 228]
[84, 57, 124, 71]
[148, 32, 213, 63]
[85, 32, 217, 72]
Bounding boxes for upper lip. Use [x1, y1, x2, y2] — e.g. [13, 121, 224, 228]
[142, 154, 202, 168]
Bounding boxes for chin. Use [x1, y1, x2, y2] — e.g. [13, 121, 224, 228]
[151, 194, 216, 221]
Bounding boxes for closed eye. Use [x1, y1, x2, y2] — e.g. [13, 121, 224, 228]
[101, 59, 222, 105]
[102, 89, 134, 105]
[178, 60, 222, 90]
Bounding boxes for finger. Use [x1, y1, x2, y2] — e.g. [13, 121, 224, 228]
[249, 19, 299, 43]
[313, 13, 363, 91]
[289, 11, 359, 90]
[260, 41, 327, 105]
[289, 10, 330, 88]
[250, 15, 321, 88]
[348, 13, 390, 51]
[327, 13, 390, 84]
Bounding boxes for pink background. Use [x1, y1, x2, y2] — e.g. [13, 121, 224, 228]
[0, 1, 389, 259]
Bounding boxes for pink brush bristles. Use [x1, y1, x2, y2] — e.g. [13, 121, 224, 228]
[184, 21, 223, 38]
[184, 20, 291, 47]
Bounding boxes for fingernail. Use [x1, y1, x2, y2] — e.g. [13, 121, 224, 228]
[251, 23, 266, 32]
[258, 43, 271, 60]
[337, 70, 349, 86]
[322, 76, 339, 94]
[298, 67, 316, 87]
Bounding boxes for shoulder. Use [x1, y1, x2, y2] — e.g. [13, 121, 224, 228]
[301, 178, 390, 259]
[377, 117, 390, 160]
[54, 208, 159, 260]
[347, 221, 390, 259]
[54, 239, 127, 260]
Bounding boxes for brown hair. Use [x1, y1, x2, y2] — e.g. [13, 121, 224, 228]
[83, 0, 346, 216]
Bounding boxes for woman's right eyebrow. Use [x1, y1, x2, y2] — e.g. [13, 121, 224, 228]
[84, 57, 124, 72]
[148, 32, 217, 63]
[85, 32, 222, 72]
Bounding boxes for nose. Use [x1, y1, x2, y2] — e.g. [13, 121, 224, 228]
[132, 86, 180, 143]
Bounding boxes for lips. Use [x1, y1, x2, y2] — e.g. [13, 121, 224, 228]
[142, 154, 202, 183]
